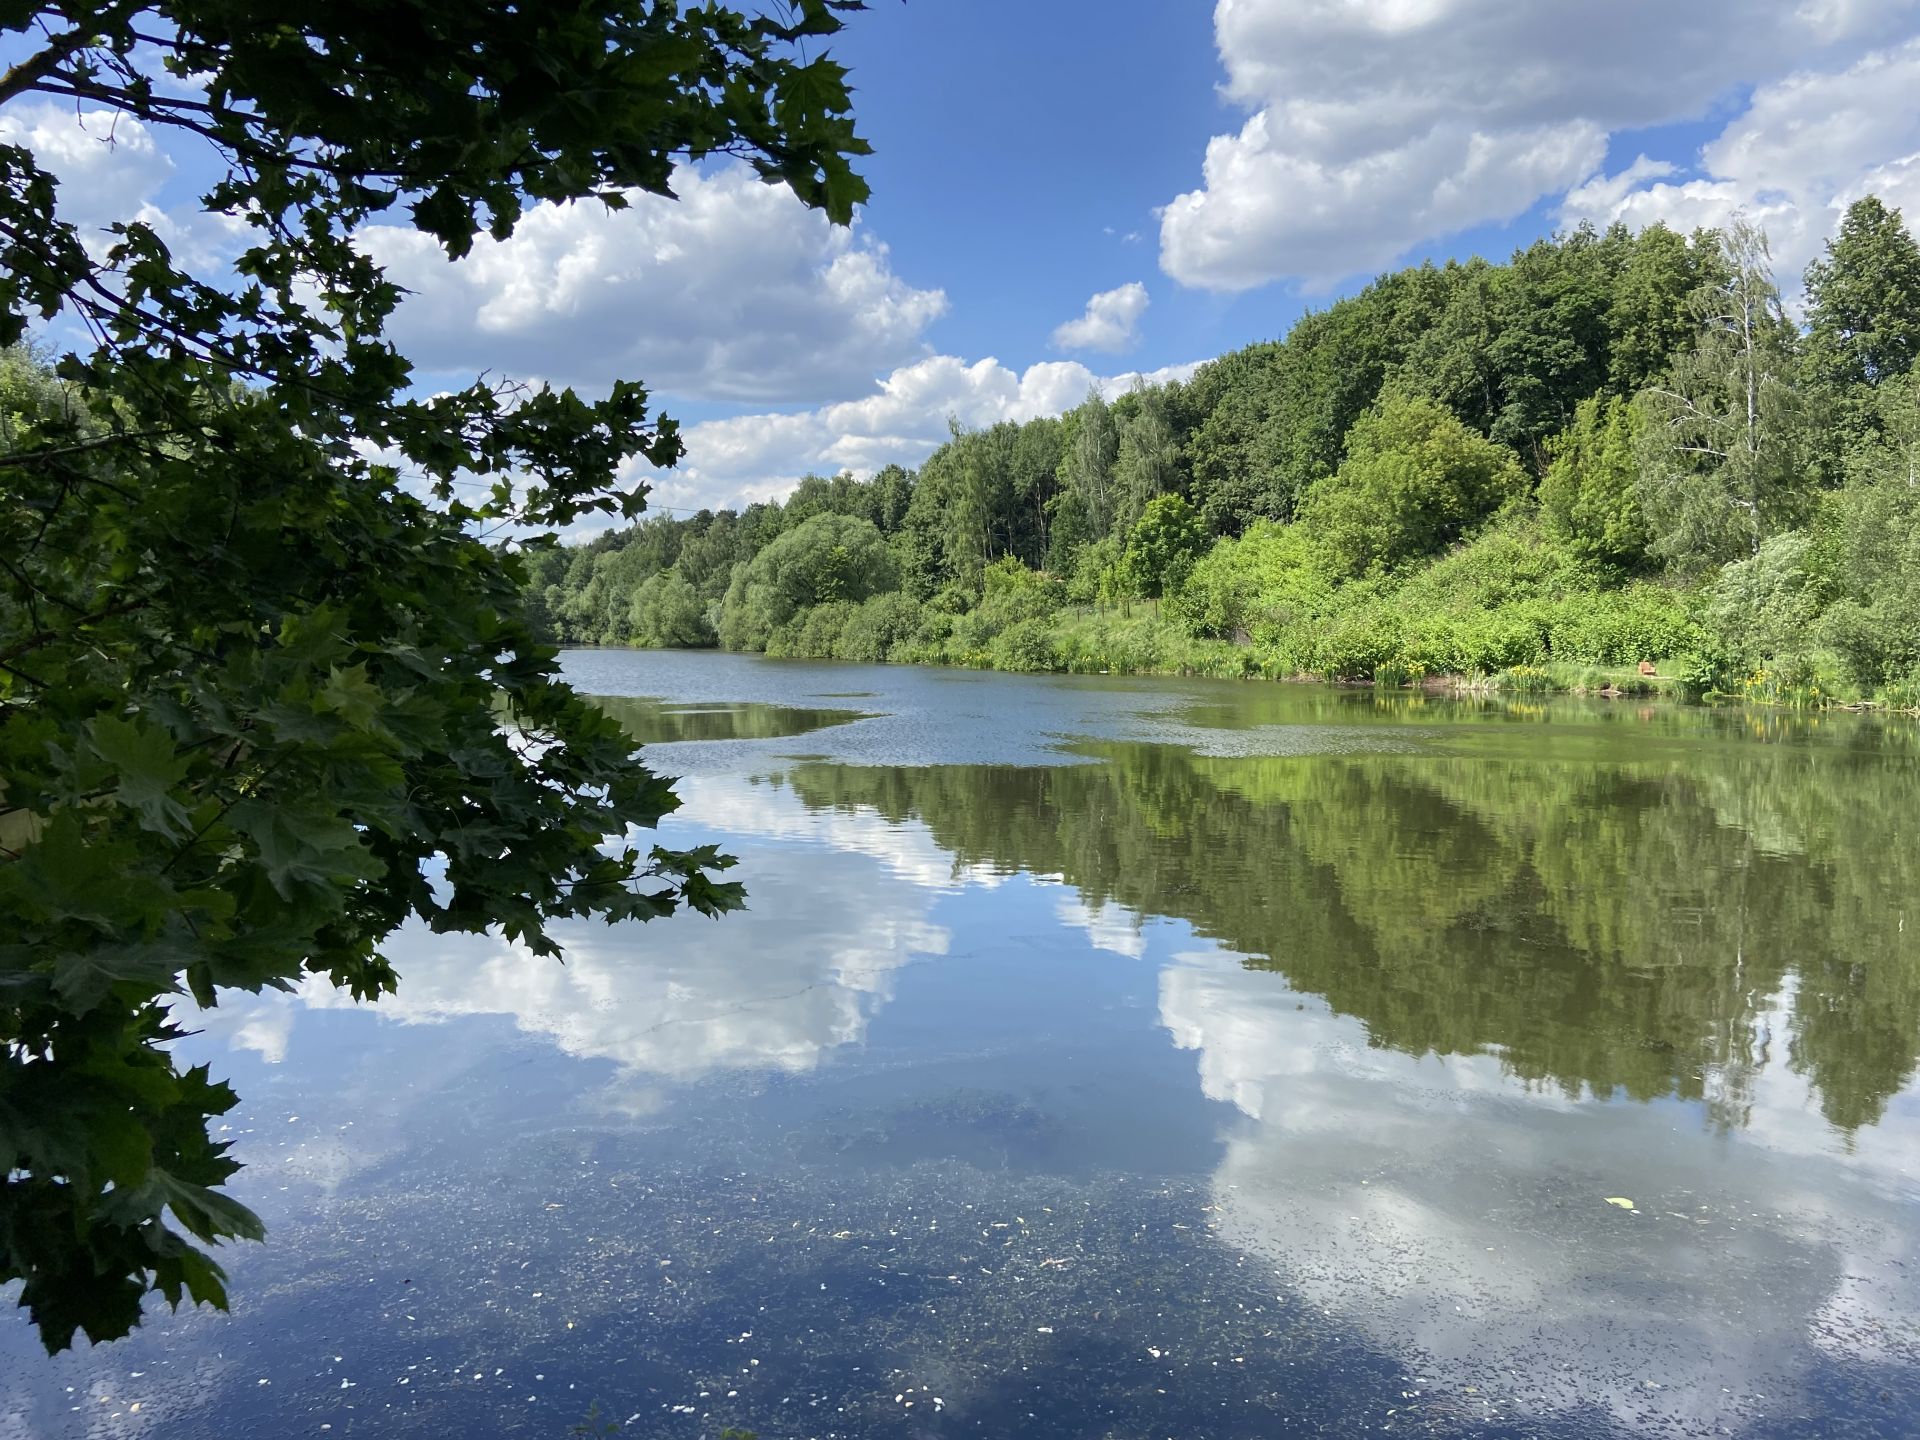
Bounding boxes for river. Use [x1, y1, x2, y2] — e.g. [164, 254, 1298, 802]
[7, 650, 1920, 1438]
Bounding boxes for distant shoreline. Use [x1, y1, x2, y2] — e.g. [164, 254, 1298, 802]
[567, 639, 1920, 718]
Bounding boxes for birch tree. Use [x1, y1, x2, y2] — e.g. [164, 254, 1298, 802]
[1636, 217, 1810, 569]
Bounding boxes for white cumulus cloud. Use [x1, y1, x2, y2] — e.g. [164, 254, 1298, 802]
[360, 162, 948, 405]
[1160, 0, 1920, 290]
[0, 98, 246, 270]
[1051, 281, 1150, 353]
[194, 781, 955, 1081]
[0, 100, 172, 243]
[1158, 945, 1920, 1432]
[1564, 39, 1920, 294]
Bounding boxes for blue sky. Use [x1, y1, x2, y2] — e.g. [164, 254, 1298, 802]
[819, 0, 1765, 396]
[7, 1, 1920, 519]
[827, 0, 1232, 378]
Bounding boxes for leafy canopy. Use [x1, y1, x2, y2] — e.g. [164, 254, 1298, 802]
[1299, 394, 1526, 579]
[0, 0, 872, 1352]
[1123, 493, 1208, 599]
[1538, 393, 1648, 569]
[718, 511, 899, 651]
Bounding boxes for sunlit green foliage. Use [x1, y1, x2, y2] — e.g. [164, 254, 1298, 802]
[1299, 395, 1527, 579]
[1123, 494, 1208, 598]
[1538, 394, 1649, 568]
[718, 513, 899, 652]
[1804, 195, 1920, 448]
[1168, 522, 1330, 642]
[630, 569, 716, 648]
[535, 204, 1920, 711]
[1806, 374, 1920, 690]
[1637, 218, 1813, 570]
[1705, 534, 1827, 669]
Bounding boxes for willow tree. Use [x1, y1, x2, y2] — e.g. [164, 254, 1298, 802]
[0, 0, 871, 1352]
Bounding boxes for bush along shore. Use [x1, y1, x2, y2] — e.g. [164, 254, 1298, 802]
[528, 203, 1920, 716]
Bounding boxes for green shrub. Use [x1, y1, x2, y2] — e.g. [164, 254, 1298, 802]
[1304, 609, 1403, 680]
[1703, 532, 1826, 665]
[1544, 585, 1700, 665]
[719, 513, 898, 650]
[1818, 597, 1920, 691]
[1122, 494, 1209, 598]
[1172, 522, 1335, 641]
[1389, 519, 1589, 612]
[990, 618, 1060, 672]
[628, 568, 715, 648]
[765, 600, 855, 659]
[834, 592, 925, 663]
[1064, 536, 1124, 604]
[978, 557, 1066, 624]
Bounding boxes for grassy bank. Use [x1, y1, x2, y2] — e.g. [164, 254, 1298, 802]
[705, 518, 1915, 715]
[631, 593, 1917, 716]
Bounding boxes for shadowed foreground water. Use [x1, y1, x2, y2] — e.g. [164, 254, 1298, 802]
[6, 650, 1919, 1438]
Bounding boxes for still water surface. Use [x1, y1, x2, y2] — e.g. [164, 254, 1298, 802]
[7, 651, 1920, 1438]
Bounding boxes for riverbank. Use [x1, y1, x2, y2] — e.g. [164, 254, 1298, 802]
[604, 613, 1920, 717]
[538, 505, 1920, 720]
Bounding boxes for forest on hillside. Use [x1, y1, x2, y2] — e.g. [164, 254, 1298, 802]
[529, 200, 1920, 709]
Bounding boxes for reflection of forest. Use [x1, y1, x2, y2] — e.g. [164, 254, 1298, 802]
[594, 694, 868, 744]
[790, 743, 1920, 1132]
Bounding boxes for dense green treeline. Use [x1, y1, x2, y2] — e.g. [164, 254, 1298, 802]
[532, 201, 1920, 708]
[784, 716, 1920, 1132]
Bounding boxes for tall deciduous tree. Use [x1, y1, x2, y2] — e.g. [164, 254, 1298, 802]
[1637, 217, 1810, 569]
[1606, 223, 1722, 395]
[1538, 394, 1649, 569]
[1122, 493, 1208, 599]
[1113, 386, 1181, 535]
[1059, 389, 1119, 542]
[0, 0, 871, 1352]
[1485, 224, 1622, 465]
[1804, 196, 1920, 445]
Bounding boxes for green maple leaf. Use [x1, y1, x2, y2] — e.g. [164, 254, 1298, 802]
[318, 663, 386, 732]
[86, 715, 192, 839]
[229, 799, 378, 898]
